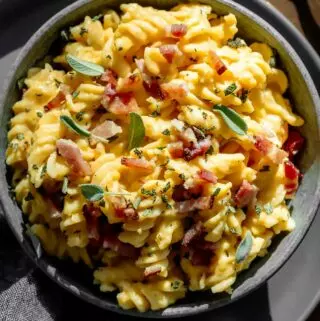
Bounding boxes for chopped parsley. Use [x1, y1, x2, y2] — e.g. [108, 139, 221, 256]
[36, 111, 43, 118]
[179, 173, 186, 181]
[141, 188, 156, 197]
[75, 111, 85, 121]
[224, 83, 237, 96]
[212, 187, 221, 197]
[264, 203, 273, 215]
[25, 192, 34, 201]
[206, 145, 214, 155]
[161, 195, 172, 209]
[269, 56, 277, 68]
[171, 280, 182, 290]
[92, 14, 103, 21]
[162, 182, 171, 193]
[259, 165, 270, 172]
[80, 27, 88, 36]
[227, 37, 246, 48]
[162, 129, 170, 136]
[72, 90, 79, 99]
[255, 205, 262, 216]
[16, 133, 24, 141]
[202, 112, 208, 120]
[54, 79, 61, 88]
[133, 148, 143, 158]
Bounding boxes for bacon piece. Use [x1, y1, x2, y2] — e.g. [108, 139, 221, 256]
[172, 184, 203, 202]
[209, 50, 227, 75]
[168, 141, 184, 159]
[189, 244, 214, 266]
[178, 127, 198, 147]
[56, 139, 92, 176]
[83, 205, 101, 241]
[47, 91, 66, 110]
[284, 161, 299, 180]
[182, 221, 204, 247]
[161, 82, 189, 100]
[169, 24, 187, 38]
[143, 80, 166, 100]
[197, 170, 217, 184]
[283, 130, 304, 160]
[234, 180, 257, 208]
[115, 207, 139, 221]
[175, 196, 212, 213]
[254, 135, 273, 155]
[103, 234, 139, 258]
[121, 157, 153, 171]
[108, 92, 138, 115]
[101, 83, 117, 108]
[144, 265, 162, 278]
[91, 120, 122, 140]
[159, 44, 180, 63]
[100, 69, 118, 87]
[183, 137, 211, 161]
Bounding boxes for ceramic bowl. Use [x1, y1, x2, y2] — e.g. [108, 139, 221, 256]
[1, 0, 319, 318]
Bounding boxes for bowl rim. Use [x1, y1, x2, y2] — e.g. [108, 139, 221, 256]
[1, 0, 320, 318]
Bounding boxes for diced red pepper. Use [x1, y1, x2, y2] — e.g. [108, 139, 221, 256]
[283, 130, 304, 160]
[197, 170, 217, 184]
[284, 161, 299, 180]
[209, 50, 227, 75]
[170, 24, 187, 38]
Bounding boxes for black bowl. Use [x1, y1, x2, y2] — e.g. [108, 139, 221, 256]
[1, 0, 320, 318]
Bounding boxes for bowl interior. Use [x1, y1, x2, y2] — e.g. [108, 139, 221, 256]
[0, 0, 319, 318]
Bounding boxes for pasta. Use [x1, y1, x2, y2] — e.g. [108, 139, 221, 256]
[6, 3, 304, 312]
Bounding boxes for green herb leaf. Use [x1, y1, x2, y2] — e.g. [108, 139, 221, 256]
[62, 177, 68, 194]
[162, 182, 171, 193]
[162, 129, 171, 136]
[141, 188, 156, 197]
[227, 37, 246, 48]
[128, 112, 145, 150]
[212, 187, 221, 197]
[213, 104, 247, 136]
[264, 203, 273, 215]
[66, 54, 105, 77]
[224, 83, 237, 96]
[235, 231, 253, 263]
[80, 184, 104, 202]
[60, 115, 90, 137]
[72, 90, 80, 99]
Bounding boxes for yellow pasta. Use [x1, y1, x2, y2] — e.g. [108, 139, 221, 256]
[6, 3, 304, 312]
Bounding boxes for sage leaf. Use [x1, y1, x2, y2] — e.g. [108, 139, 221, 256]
[128, 112, 145, 150]
[66, 54, 105, 76]
[60, 115, 90, 137]
[236, 231, 253, 263]
[80, 184, 104, 202]
[213, 104, 247, 136]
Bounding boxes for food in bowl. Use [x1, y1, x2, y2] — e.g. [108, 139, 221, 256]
[6, 3, 305, 312]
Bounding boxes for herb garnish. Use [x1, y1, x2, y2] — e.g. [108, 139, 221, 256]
[80, 184, 104, 202]
[162, 129, 170, 136]
[212, 187, 221, 197]
[162, 182, 171, 193]
[213, 104, 248, 136]
[235, 231, 253, 263]
[227, 37, 246, 48]
[133, 148, 143, 158]
[66, 54, 105, 77]
[224, 83, 237, 96]
[141, 188, 156, 197]
[60, 115, 90, 137]
[128, 112, 145, 150]
[264, 203, 273, 215]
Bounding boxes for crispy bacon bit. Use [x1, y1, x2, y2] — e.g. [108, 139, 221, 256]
[115, 207, 139, 221]
[283, 130, 304, 160]
[172, 184, 203, 202]
[108, 92, 138, 115]
[170, 24, 187, 38]
[100, 69, 118, 87]
[47, 91, 66, 110]
[284, 161, 299, 180]
[182, 221, 204, 247]
[197, 170, 217, 184]
[143, 80, 167, 100]
[103, 234, 139, 258]
[168, 141, 184, 159]
[56, 139, 91, 176]
[178, 127, 198, 147]
[254, 135, 273, 155]
[189, 242, 215, 266]
[183, 137, 211, 161]
[144, 265, 162, 278]
[161, 82, 189, 100]
[121, 157, 153, 172]
[209, 50, 227, 75]
[234, 180, 257, 208]
[83, 205, 102, 241]
[91, 120, 122, 140]
[175, 196, 212, 213]
[159, 44, 180, 63]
